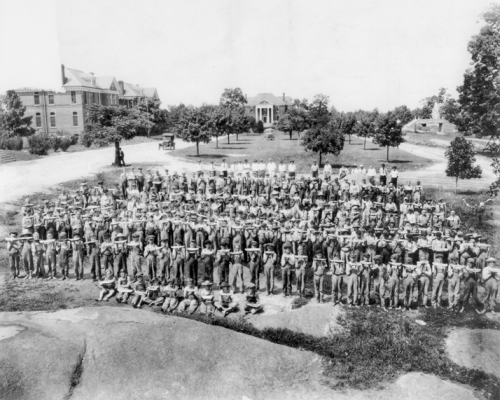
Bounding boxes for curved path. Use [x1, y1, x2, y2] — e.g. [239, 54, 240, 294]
[0, 140, 198, 204]
[397, 142, 494, 191]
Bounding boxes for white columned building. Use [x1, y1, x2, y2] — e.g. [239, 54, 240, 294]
[245, 93, 294, 127]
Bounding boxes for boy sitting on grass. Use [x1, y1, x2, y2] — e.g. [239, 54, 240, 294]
[161, 278, 184, 313]
[215, 281, 238, 317]
[96, 269, 116, 302]
[131, 274, 147, 308]
[116, 270, 133, 304]
[244, 283, 263, 315]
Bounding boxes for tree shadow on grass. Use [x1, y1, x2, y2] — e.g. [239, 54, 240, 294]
[361, 148, 381, 151]
[219, 147, 247, 150]
[185, 154, 227, 159]
[388, 160, 412, 164]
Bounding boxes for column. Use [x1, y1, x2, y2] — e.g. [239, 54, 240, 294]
[255, 107, 258, 121]
[269, 107, 272, 124]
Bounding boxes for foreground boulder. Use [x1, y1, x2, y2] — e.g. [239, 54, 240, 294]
[0, 307, 483, 400]
[446, 328, 500, 379]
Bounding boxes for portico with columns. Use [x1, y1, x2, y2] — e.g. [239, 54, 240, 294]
[244, 93, 294, 127]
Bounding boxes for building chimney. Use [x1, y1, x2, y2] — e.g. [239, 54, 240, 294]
[61, 64, 67, 85]
[118, 80, 124, 95]
[283, 93, 285, 102]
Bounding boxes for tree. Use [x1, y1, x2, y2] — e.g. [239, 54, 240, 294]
[276, 106, 308, 139]
[174, 106, 211, 156]
[340, 112, 356, 144]
[219, 87, 248, 144]
[308, 94, 330, 127]
[488, 158, 500, 196]
[207, 105, 231, 149]
[220, 88, 247, 108]
[228, 106, 254, 141]
[256, 120, 264, 134]
[134, 98, 168, 137]
[457, 4, 500, 137]
[166, 103, 188, 131]
[353, 109, 378, 149]
[372, 111, 405, 161]
[393, 105, 413, 125]
[301, 115, 345, 166]
[85, 104, 154, 165]
[0, 90, 35, 137]
[445, 136, 482, 193]
[276, 113, 294, 139]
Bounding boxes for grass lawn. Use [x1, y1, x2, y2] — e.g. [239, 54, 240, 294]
[403, 130, 463, 144]
[170, 132, 434, 174]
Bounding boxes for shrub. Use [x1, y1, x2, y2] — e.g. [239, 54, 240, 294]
[59, 137, 72, 152]
[28, 135, 52, 155]
[0, 136, 23, 151]
[80, 132, 93, 148]
[256, 120, 264, 134]
[50, 135, 62, 151]
[70, 134, 79, 145]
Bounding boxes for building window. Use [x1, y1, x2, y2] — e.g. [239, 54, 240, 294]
[71, 91, 76, 103]
[48, 94, 54, 104]
[73, 112, 78, 127]
[50, 112, 56, 127]
[35, 113, 41, 128]
[34, 92, 40, 105]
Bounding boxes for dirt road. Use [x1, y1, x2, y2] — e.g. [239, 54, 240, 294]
[0, 140, 197, 204]
[397, 142, 494, 191]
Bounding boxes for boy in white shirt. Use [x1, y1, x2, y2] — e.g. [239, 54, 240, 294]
[323, 161, 332, 181]
[278, 160, 287, 178]
[267, 158, 277, 176]
[390, 166, 398, 187]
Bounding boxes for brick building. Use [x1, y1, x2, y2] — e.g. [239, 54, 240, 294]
[244, 93, 294, 127]
[16, 65, 160, 135]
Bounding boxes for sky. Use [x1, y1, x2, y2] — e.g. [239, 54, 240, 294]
[0, 0, 497, 111]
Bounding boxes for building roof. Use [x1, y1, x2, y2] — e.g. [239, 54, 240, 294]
[246, 93, 294, 107]
[63, 68, 120, 93]
[121, 83, 159, 100]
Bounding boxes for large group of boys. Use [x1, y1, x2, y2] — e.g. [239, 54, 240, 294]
[5, 157, 499, 316]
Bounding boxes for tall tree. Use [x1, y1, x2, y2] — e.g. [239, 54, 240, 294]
[84, 104, 153, 165]
[134, 98, 168, 137]
[276, 106, 308, 139]
[166, 103, 188, 130]
[0, 90, 35, 137]
[276, 113, 294, 139]
[445, 136, 482, 193]
[393, 105, 413, 125]
[174, 106, 212, 156]
[301, 115, 345, 166]
[207, 106, 231, 149]
[220, 88, 247, 108]
[308, 94, 330, 127]
[219, 87, 248, 144]
[341, 112, 357, 144]
[457, 4, 500, 137]
[372, 111, 405, 161]
[488, 157, 500, 197]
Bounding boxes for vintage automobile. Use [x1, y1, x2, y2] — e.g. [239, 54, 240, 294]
[159, 133, 175, 150]
[264, 128, 275, 141]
